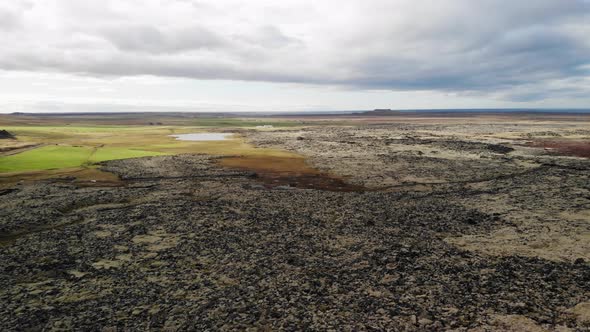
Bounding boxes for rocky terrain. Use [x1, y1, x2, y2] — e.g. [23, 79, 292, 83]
[1, 120, 589, 330]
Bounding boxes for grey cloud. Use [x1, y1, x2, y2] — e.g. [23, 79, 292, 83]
[0, 8, 23, 31]
[236, 26, 302, 48]
[0, 0, 589, 102]
[100, 24, 225, 53]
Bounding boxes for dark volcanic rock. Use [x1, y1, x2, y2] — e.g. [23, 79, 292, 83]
[432, 140, 514, 154]
[1, 121, 589, 331]
[0, 130, 15, 139]
[0, 152, 588, 331]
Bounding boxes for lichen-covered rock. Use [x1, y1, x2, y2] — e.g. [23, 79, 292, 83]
[1, 122, 589, 330]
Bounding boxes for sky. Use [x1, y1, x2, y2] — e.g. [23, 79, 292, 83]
[0, 0, 589, 113]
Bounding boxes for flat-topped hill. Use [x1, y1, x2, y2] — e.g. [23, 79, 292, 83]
[357, 109, 401, 116]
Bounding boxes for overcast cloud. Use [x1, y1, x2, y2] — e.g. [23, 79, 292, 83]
[0, 0, 589, 108]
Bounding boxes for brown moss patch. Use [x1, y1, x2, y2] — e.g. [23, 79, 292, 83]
[219, 155, 364, 192]
[528, 139, 590, 158]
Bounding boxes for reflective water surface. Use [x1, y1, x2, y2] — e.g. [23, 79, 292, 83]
[169, 133, 232, 141]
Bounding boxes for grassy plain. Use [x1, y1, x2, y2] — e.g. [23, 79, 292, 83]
[0, 146, 95, 172]
[0, 121, 304, 180]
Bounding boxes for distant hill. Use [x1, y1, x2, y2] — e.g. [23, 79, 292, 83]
[356, 109, 401, 116]
[0, 130, 15, 139]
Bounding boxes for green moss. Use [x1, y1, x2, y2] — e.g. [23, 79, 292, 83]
[0, 145, 168, 172]
[0, 145, 94, 172]
[89, 147, 168, 163]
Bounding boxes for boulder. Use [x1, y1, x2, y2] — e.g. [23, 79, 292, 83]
[0, 130, 15, 139]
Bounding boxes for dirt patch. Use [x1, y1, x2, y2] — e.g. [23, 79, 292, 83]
[218, 155, 365, 191]
[446, 226, 590, 263]
[0, 143, 42, 155]
[482, 315, 548, 332]
[528, 139, 590, 158]
[0, 167, 122, 189]
[573, 302, 590, 326]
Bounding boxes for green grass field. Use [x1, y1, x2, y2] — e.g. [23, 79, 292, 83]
[89, 147, 167, 163]
[0, 146, 94, 172]
[0, 123, 303, 174]
[0, 145, 168, 172]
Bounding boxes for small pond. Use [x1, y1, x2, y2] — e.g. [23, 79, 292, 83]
[169, 133, 232, 141]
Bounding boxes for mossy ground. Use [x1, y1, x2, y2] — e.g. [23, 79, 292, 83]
[0, 124, 303, 176]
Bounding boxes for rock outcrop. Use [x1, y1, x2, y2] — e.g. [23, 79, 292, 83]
[0, 130, 15, 139]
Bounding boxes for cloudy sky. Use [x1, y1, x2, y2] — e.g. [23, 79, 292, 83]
[1, 0, 589, 113]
